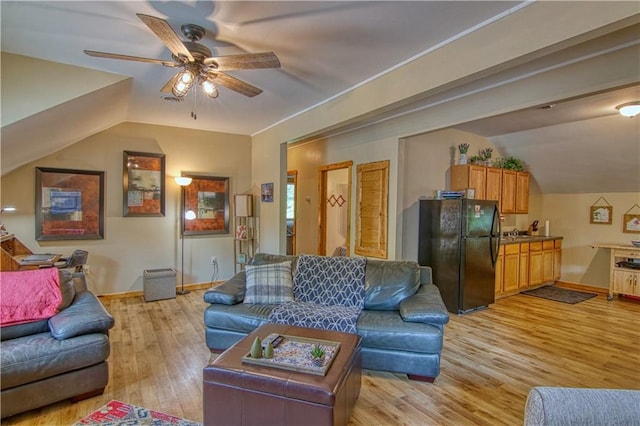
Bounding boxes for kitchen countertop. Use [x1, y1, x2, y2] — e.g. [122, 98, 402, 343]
[500, 235, 563, 245]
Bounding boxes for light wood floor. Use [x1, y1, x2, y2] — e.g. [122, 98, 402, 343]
[4, 289, 639, 425]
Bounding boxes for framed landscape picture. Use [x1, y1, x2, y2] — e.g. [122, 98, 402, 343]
[123, 151, 165, 217]
[35, 167, 104, 240]
[181, 175, 229, 235]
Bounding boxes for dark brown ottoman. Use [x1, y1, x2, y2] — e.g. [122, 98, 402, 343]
[203, 323, 362, 426]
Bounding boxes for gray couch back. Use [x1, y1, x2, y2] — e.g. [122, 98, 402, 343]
[249, 253, 420, 311]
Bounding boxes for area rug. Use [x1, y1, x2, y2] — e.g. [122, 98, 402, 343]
[74, 400, 201, 426]
[521, 285, 597, 304]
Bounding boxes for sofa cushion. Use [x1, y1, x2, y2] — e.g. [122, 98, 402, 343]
[204, 272, 246, 305]
[250, 253, 298, 271]
[0, 332, 110, 390]
[57, 270, 76, 311]
[244, 261, 294, 304]
[0, 268, 62, 327]
[204, 303, 274, 334]
[363, 260, 421, 310]
[48, 292, 114, 340]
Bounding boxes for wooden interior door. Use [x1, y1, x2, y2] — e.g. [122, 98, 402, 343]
[318, 161, 352, 256]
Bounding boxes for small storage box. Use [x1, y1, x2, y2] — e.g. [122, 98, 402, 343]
[143, 268, 176, 302]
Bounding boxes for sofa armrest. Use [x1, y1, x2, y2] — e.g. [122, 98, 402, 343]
[399, 284, 450, 325]
[524, 387, 640, 425]
[203, 272, 246, 305]
[48, 291, 115, 340]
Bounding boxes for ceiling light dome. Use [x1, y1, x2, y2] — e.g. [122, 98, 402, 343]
[616, 101, 640, 118]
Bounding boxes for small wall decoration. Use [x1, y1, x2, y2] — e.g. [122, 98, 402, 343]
[261, 182, 274, 202]
[35, 167, 104, 240]
[181, 175, 229, 235]
[589, 196, 613, 225]
[623, 204, 640, 234]
[123, 151, 165, 217]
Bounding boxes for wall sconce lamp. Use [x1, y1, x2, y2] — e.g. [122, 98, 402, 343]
[1, 206, 16, 235]
[175, 176, 194, 295]
[616, 102, 640, 118]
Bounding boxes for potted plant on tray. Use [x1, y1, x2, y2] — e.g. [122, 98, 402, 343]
[310, 344, 326, 367]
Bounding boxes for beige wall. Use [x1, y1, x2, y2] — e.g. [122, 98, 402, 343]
[541, 192, 640, 289]
[1, 122, 251, 294]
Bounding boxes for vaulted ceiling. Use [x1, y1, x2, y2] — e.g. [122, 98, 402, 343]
[1, 1, 639, 193]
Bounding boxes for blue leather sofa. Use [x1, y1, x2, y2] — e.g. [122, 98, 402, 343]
[203, 253, 450, 381]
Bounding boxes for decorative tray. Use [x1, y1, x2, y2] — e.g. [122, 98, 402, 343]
[241, 333, 341, 376]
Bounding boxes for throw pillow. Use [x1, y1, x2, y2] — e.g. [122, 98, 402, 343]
[244, 261, 294, 304]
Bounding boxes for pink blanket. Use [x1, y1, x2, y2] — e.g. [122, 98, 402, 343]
[1, 268, 61, 327]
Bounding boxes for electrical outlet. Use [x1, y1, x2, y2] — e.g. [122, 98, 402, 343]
[210, 256, 217, 265]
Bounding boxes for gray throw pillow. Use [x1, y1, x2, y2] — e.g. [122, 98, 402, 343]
[244, 261, 294, 304]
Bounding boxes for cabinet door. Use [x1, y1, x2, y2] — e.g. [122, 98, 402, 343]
[503, 250, 520, 292]
[486, 167, 502, 205]
[519, 244, 529, 288]
[501, 170, 517, 214]
[495, 245, 504, 295]
[553, 242, 562, 281]
[515, 172, 530, 213]
[542, 249, 554, 283]
[468, 166, 487, 199]
[529, 248, 543, 285]
[613, 270, 636, 294]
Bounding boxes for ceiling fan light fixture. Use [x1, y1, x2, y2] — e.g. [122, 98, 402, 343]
[172, 68, 196, 97]
[616, 102, 640, 118]
[201, 79, 219, 98]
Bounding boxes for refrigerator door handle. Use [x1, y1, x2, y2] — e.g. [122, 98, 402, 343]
[490, 205, 501, 267]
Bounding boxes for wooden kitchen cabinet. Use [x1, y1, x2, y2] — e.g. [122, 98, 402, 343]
[501, 170, 517, 214]
[486, 167, 502, 205]
[519, 242, 530, 288]
[542, 240, 555, 283]
[529, 242, 543, 286]
[451, 165, 486, 199]
[515, 171, 530, 213]
[495, 245, 504, 295]
[592, 244, 640, 300]
[503, 243, 520, 292]
[451, 165, 530, 214]
[553, 240, 562, 281]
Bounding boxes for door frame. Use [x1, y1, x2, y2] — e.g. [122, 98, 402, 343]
[286, 170, 298, 255]
[317, 161, 353, 256]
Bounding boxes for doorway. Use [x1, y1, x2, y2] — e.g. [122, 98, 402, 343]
[286, 170, 297, 255]
[318, 161, 352, 256]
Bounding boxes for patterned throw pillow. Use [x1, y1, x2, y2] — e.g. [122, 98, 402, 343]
[244, 261, 294, 304]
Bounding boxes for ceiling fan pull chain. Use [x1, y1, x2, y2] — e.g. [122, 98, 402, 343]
[191, 86, 198, 120]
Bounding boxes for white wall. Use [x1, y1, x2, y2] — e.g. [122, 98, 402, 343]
[1, 122, 251, 294]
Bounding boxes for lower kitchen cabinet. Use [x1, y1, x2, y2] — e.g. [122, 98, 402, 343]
[592, 244, 640, 300]
[496, 238, 562, 297]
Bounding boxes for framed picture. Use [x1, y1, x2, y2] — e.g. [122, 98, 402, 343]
[181, 175, 229, 235]
[35, 167, 104, 240]
[623, 214, 640, 234]
[123, 151, 165, 217]
[261, 182, 274, 202]
[590, 205, 612, 225]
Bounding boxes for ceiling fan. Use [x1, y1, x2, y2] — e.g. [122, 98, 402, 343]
[85, 14, 280, 102]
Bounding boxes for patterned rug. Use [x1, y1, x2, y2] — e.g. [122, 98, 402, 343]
[74, 400, 201, 426]
[521, 285, 597, 304]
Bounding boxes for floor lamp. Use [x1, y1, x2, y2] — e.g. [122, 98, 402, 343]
[175, 176, 194, 295]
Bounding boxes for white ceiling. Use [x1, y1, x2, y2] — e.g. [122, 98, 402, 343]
[1, 1, 639, 193]
[1, 0, 522, 135]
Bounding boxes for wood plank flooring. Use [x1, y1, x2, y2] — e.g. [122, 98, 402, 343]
[3, 289, 639, 425]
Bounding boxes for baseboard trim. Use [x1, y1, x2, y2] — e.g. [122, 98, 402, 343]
[555, 281, 608, 294]
[97, 281, 222, 300]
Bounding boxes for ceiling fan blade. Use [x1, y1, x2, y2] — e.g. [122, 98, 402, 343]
[84, 50, 179, 67]
[160, 72, 181, 94]
[136, 13, 194, 63]
[203, 52, 281, 70]
[209, 72, 263, 97]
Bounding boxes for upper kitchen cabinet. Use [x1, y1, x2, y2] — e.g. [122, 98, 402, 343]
[450, 165, 529, 214]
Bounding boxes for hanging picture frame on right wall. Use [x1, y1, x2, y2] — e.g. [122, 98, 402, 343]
[623, 213, 640, 234]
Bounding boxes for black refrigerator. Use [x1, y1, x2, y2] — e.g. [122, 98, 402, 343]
[418, 198, 500, 314]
